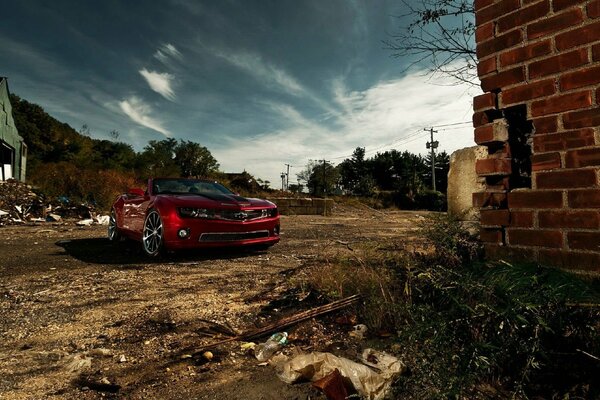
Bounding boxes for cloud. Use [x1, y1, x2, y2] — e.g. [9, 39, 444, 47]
[139, 68, 176, 100]
[119, 96, 171, 136]
[153, 43, 183, 64]
[213, 69, 477, 186]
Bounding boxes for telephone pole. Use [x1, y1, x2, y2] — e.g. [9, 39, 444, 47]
[280, 172, 286, 191]
[425, 127, 439, 191]
[284, 163, 291, 190]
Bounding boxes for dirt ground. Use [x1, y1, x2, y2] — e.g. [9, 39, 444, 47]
[0, 205, 429, 400]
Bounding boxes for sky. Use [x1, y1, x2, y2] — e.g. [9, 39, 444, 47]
[1, 0, 479, 187]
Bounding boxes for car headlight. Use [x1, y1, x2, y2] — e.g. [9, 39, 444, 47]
[269, 208, 278, 217]
[178, 207, 215, 218]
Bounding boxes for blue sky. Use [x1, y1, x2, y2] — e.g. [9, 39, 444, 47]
[1, 0, 477, 185]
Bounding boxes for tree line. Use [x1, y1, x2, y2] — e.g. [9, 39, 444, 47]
[297, 147, 450, 210]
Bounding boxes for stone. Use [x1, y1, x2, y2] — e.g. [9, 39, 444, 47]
[447, 146, 488, 221]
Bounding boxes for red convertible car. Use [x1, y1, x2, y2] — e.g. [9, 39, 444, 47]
[109, 178, 280, 256]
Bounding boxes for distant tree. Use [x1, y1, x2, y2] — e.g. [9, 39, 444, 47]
[384, 0, 476, 85]
[137, 138, 179, 177]
[174, 140, 219, 178]
[299, 161, 339, 196]
[288, 183, 304, 194]
[339, 147, 375, 196]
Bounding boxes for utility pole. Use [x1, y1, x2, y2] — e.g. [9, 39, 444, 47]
[425, 127, 439, 191]
[280, 172, 286, 191]
[284, 163, 291, 190]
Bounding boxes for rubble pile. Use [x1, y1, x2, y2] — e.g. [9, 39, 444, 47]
[0, 179, 45, 225]
[0, 179, 106, 226]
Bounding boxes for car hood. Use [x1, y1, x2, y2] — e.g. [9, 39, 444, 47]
[158, 193, 275, 209]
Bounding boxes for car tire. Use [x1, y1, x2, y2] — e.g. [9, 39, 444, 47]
[142, 210, 164, 257]
[108, 209, 121, 242]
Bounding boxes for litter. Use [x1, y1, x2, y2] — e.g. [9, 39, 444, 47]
[76, 219, 94, 226]
[349, 324, 368, 339]
[255, 332, 288, 361]
[277, 349, 406, 400]
[95, 215, 110, 225]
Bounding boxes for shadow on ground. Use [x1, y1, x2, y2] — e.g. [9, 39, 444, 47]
[56, 237, 268, 265]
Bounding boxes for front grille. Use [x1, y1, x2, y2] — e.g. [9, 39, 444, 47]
[219, 209, 268, 221]
[199, 230, 270, 242]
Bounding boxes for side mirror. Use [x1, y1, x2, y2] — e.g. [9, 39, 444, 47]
[128, 188, 145, 197]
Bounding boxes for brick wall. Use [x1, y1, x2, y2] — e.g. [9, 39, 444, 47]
[474, 0, 600, 272]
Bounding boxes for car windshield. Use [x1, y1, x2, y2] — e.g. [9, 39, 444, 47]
[152, 179, 234, 196]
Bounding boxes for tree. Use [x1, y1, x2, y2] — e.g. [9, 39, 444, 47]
[297, 160, 340, 196]
[384, 0, 476, 85]
[424, 150, 450, 193]
[174, 140, 219, 178]
[137, 138, 179, 178]
[339, 147, 375, 196]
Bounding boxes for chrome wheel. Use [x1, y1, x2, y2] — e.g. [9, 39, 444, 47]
[108, 209, 120, 241]
[143, 210, 163, 256]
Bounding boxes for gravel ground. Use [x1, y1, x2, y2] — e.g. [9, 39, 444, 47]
[0, 205, 429, 399]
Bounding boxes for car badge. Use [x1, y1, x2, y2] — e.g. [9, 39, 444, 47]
[234, 212, 248, 220]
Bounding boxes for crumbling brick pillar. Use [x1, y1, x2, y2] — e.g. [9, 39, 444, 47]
[474, 0, 600, 273]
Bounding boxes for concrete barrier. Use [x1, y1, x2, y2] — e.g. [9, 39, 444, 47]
[267, 197, 333, 216]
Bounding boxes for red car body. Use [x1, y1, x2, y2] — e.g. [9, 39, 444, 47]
[109, 178, 280, 256]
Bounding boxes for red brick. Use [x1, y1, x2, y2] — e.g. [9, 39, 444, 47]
[510, 211, 534, 227]
[536, 168, 597, 188]
[481, 209, 511, 226]
[538, 249, 600, 271]
[480, 67, 525, 92]
[474, 92, 497, 112]
[528, 49, 588, 79]
[508, 190, 563, 208]
[532, 115, 559, 134]
[589, 0, 600, 18]
[477, 30, 523, 59]
[498, 1, 550, 33]
[473, 111, 492, 128]
[475, 0, 495, 10]
[531, 152, 562, 172]
[474, 120, 509, 144]
[527, 8, 584, 39]
[568, 231, 600, 251]
[560, 65, 600, 91]
[568, 189, 600, 208]
[531, 90, 592, 117]
[539, 210, 600, 229]
[533, 129, 596, 152]
[555, 20, 600, 50]
[499, 79, 555, 106]
[473, 191, 508, 208]
[566, 148, 600, 167]
[563, 108, 600, 129]
[476, 0, 520, 25]
[476, 21, 495, 43]
[477, 57, 497, 77]
[507, 229, 563, 248]
[552, 0, 586, 12]
[476, 158, 512, 176]
[593, 44, 600, 61]
[480, 228, 504, 244]
[499, 40, 552, 67]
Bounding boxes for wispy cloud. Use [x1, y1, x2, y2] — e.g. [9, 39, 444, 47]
[139, 68, 176, 100]
[119, 96, 171, 136]
[213, 69, 476, 185]
[153, 43, 183, 64]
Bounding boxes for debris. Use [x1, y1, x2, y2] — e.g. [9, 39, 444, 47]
[202, 351, 213, 361]
[240, 342, 256, 353]
[87, 348, 112, 357]
[189, 294, 360, 356]
[95, 215, 110, 225]
[180, 354, 193, 360]
[255, 332, 288, 362]
[118, 354, 127, 363]
[277, 349, 406, 400]
[66, 354, 92, 373]
[76, 376, 121, 393]
[349, 324, 368, 340]
[46, 213, 62, 222]
[312, 369, 357, 400]
[76, 219, 94, 226]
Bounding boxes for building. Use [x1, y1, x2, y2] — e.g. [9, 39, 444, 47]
[473, 1, 600, 273]
[0, 77, 26, 182]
